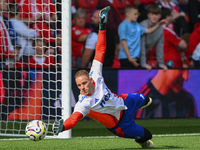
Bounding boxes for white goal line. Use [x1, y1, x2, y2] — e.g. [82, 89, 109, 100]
[0, 133, 200, 141]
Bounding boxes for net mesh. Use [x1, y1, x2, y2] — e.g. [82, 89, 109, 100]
[0, 0, 63, 136]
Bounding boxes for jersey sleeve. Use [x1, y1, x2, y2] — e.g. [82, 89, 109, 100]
[73, 95, 91, 117]
[118, 22, 127, 41]
[63, 112, 83, 130]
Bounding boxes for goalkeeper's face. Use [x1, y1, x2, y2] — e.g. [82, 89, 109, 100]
[75, 75, 95, 96]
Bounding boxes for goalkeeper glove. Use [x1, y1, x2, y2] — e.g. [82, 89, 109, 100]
[99, 6, 110, 30]
[52, 119, 64, 134]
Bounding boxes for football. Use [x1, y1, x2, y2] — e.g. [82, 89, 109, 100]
[25, 120, 47, 141]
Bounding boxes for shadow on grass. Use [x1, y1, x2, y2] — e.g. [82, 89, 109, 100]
[98, 145, 184, 150]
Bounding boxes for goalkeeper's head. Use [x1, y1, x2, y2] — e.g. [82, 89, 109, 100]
[74, 70, 95, 96]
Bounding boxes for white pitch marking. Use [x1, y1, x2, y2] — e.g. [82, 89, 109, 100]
[0, 133, 200, 141]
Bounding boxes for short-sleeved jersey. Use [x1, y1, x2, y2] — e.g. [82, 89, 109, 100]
[118, 20, 146, 59]
[73, 60, 127, 128]
[163, 27, 183, 67]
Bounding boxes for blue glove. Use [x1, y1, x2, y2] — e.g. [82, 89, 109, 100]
[52, 119, 64, 134]
[99, 6, 110, 30]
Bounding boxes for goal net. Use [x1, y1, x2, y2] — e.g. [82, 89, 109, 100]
[0, 0, 71, 138]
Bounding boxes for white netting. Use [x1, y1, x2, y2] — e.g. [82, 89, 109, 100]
[0, 0, 66, 137]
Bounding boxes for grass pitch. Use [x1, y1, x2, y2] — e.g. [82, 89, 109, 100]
[0, 119, 200, 150]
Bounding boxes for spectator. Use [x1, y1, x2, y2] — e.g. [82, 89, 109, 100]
[71, 9, 92, 67]
[187, 0, 200, 32]
[16, 0, 57, 44]
[137, 0, 157, 22]
[0, 0, 14, 68]
[140, 5, 168, 71]
[8, 3, 36, 63]
[156, 0, 188, 37]
[73, 0, 98, 25]
[118, 5, 165, 68]
[45, 46, 55, 56]
[161, 7, 188, 68]
[81, 9, 115, 68]
[191, 43, 200, 68]
[25, 38, 55, 69]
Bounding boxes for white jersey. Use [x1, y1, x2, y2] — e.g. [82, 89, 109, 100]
[74, 60, 127, 127]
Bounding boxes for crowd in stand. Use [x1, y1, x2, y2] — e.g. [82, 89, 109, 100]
[0, 0, 200, 70]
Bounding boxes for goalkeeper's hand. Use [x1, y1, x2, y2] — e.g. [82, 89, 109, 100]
[52, 119, 64, 134]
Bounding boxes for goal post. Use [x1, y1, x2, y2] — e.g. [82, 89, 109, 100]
[0, 0, 71, 138]
[58, 0, 72, 138]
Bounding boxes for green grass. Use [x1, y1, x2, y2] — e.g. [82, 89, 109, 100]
[0, 136, 200, 149]
[1, 119, 200, 149]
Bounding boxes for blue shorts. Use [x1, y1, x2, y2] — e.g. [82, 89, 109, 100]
[108, 93, 146, 139]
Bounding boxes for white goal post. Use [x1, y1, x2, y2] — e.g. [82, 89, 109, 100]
[58, 0, 71, 138]
[0, 0, 71, 138]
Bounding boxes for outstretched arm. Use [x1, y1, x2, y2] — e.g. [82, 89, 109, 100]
[94, 6, 110, 64]
[53, 112, 83, 134]
[144, 19, 166, 34]
[63, 112, 83, 130]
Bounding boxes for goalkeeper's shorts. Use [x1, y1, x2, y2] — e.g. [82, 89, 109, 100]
[108, 93, 145, 139]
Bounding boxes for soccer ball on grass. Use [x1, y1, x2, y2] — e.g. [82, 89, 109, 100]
[25, 120, 47, 141]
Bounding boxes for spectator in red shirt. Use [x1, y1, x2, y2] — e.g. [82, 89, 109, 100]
[156, 0, 188, 37]
[161, 7, 188, 68]
[0, 0, 14, 68]
[25, 38, 55, 69]
[16, 0, 57, 44]
[71, 9, 92, 67]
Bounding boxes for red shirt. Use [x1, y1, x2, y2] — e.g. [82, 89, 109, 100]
[26, 56, 55, 69]
[17, 0, 56, 43]
[163, 27, 183, 68]
[0, 19, 10, 59]
[71, 26, 92, 59]
[187, 22, 200, 57]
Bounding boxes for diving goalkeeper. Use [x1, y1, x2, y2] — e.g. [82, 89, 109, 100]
[53, 6, 154, 148]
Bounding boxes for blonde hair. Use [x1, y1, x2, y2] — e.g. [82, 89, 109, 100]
[74, 70, 89, 79]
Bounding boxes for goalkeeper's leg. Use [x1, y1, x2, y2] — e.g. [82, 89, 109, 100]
[135, 128, 154, 148]
[94, 6, 110, 63]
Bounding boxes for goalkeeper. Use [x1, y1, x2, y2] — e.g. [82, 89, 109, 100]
[53, 6, 154, 148]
